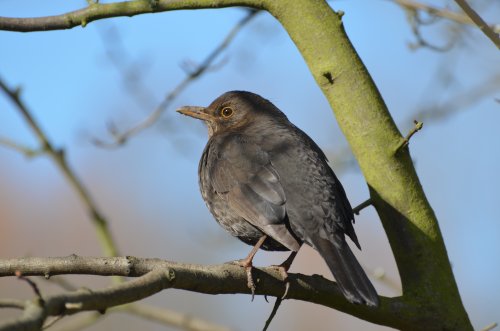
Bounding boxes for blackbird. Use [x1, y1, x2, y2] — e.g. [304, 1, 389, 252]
[177, 91, 379, 307]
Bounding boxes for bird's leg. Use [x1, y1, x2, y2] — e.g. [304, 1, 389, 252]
[237, 235, 267, 301]
[272, 251, 297, 299]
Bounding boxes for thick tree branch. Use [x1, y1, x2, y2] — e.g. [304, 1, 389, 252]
[0, 0, 264, 32]
[0, 256, 415, 330]
[1, 0, 498, 34]
[41, 274, 233, 331]
[0, 268, 172, 331]
[263, 1, 472, 329]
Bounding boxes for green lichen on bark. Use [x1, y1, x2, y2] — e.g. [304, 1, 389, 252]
[264, 0, 472, 330]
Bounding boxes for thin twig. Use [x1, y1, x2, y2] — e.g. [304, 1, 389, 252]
[392, 0, 500, 33]
[0, 77, 119, 258]
[409, 74, 500, 125]
[262, 298, 282, 331]
[454, 0, 500, 49]
[42, 275, 78, 292]
[481, 322, 498, 331]
[50, 313, 102, 331]
[15, 271, 44, 304]
[96, 24, 156, 109]
[394, 120, 423, 154]
[0, 299, 25, 309]
[405, 8, 455, 51]
[93, 9, 260, 148]
[0, 137, 45, 158]
[122, 304, 233, 331]
[42, 315, 65, 330]
[352, 198, 372, 215]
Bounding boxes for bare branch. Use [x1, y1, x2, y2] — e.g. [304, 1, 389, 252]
[394, 120, 423, 154]
[0, 256, 412, 330]
[409, 74, 500, 125]
[122, 304, 233, 331]
[262, 298, 282, 331]
[0, 137, 45, 158]
[405, 9, 455, 51]
[481, 322, 498, 331]
[454, 0, 500, 49]
[0, 77, 119, 258]
[0, 299, 25, 310]
[0, 0, 265, 32]
[352, 198, 372, 215]
[93, 9, 259, 148]
[0, 268, 172, 331]
[15, 271, 44, 304]
[50, 313, 102, 331]
[392, 0, 500, 33]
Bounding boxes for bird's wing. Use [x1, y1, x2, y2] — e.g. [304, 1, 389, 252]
[208, 135, 300, 251]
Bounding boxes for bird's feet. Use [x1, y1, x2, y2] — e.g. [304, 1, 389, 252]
[234, 258, 257, 301]
[271, 251, 297, 299]
[270, 264, 291, 299]
[227, 235, 267, 301]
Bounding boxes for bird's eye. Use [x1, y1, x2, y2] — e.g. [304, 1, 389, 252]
[220, 107, 234, 118]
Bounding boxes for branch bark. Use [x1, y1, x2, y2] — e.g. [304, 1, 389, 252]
[0, 0, 264, 32]
[263, 1, 472, 330]
[0, 267, 172, 331]
[0, 256, 413, 330]
[0, 0, 474, 330]
[454, 0, 500, 49]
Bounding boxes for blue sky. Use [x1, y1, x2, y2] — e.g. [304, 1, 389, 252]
[1, 1, 499, 330]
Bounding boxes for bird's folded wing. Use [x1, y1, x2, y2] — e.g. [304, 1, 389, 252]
[209, 138, 300, 251]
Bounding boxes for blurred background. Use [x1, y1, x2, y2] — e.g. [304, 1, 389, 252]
[0, 0, 499, 330]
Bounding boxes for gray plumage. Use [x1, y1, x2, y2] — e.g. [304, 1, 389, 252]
[178, 91, 379, 307]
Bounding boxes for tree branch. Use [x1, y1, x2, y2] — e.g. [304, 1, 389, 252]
[121, 304, 233, 331]
[265, 1, 471, 329]
[0, 0, 264, 32]
[454, 0, 500, 49]
[0, 256, 414, 330]
[0, 268, 172, 331]
[393, 120, 423, 154]
[392, 0, 500, 33]
[93, 9, 259, 148]
[352, 198, 372, 215]
[0, 299, 25, 309]
[0, 77, 119, 258]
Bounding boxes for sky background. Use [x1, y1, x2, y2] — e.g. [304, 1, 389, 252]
[0, 0, 499, 330]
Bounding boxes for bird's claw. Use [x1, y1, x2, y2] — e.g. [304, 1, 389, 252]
[271, 264, 291, 299]
[245, 266, 256, 301]
[234, 259, 257, 301]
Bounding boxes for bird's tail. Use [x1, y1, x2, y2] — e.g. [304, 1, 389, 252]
[312, 235, 379, 307]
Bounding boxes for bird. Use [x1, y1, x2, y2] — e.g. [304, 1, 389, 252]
[177, 91, 379, 307]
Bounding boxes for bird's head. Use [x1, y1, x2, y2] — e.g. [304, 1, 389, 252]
[177, 91, 287, 136]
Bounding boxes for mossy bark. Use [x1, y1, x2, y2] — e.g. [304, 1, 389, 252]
[264, 0, 472, 330]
